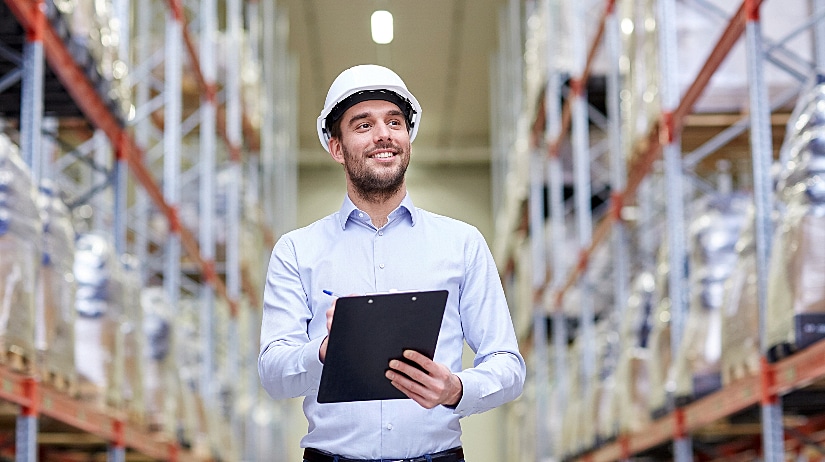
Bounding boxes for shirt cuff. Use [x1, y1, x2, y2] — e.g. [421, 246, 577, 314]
[301, 336, 326, 390]
[449, 371, 477, 416]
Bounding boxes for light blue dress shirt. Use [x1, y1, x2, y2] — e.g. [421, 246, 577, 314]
[258, 193, 525, 459]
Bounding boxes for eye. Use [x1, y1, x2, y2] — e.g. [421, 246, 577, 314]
[356, 122, 371, 130]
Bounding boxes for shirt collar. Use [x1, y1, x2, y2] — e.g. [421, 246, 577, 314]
[337, 193, 418, 230]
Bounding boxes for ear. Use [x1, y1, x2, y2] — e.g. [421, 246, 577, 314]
[328, 137, 345, 165]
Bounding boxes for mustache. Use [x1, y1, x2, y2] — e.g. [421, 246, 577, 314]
[367, 142, 402, 155]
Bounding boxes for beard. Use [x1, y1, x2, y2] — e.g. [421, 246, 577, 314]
[342, 141, 410, 203]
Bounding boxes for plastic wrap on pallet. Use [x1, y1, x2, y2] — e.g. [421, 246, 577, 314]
[73, 232, 123, 407]
[140, 286, 189, 437]
[0, 135, 42, 240]
[672, 192, 749, 403]
[48, 0, 131, 122]
[561, 338, 583, 458]
[176, 297, 226, 449]
[720, 203, 762, 384]
[767, 130, 825, 358]
[216, 30, 262, 132]
[594, 316, 621, 445]
[140, 287, 177, 431]
[764, 75, 825, 358]
[173, 299, 201, 450]
[241, 218, 265, 299]
[35, 181, 77, 389]
[617, 0, 661, 161]
[0, 134, 40, 369]
[611, 272, 655, 436]
[120, 254, 145, 424]
[74, 232, 121, 318]
[645, 245, 674, 419]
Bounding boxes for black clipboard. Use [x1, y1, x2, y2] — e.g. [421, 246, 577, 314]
[317, 290, 448, 403]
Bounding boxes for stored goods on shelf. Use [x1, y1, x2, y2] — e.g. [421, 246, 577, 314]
[47, 0, 131, 121]
[720, 203, 762, 384]
[0, 134, 39, 372]
[767, 78, 825, 359]
[561, 337, 583, 457]
[74, 232, 123, 406]
[672, 191, 750, 403]
[594, 315, 621, 444]
[140, 286, 175, 432]
[645, 244, 673, 419]
[612, 272, 655, 435]
[119, 254, 145, 425]
[35, 180, 77, 393]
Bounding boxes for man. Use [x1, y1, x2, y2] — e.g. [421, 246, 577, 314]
[258, 64, 525, 462]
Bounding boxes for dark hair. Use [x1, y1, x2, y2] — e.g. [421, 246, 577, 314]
[325, 89, 415, 141]
[328, 116, 344, 140]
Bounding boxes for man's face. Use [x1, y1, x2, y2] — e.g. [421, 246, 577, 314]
[329, 99, 411, 201]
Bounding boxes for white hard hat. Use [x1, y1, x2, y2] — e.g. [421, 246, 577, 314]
[317, 64, 422, 152]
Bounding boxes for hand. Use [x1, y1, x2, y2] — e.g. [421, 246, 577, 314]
[319, 300, 336, 363]
[385, 350, 463, 409]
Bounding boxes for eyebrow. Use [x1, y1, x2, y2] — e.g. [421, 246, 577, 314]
[347, 109, 405, 127]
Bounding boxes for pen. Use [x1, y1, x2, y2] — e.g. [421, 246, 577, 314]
[323, 289, 344, 297]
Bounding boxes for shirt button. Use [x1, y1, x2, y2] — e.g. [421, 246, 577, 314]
[386, 423, 393, 430]
[358, 212, 364, 218]
[379, 264, 385, 269]
[378, 231, 384, 236]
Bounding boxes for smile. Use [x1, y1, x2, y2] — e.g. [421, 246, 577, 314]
[371, 151, 395, 159]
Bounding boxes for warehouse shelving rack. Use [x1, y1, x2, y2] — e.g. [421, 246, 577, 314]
[492, 0, 825, 461]
[0, 0, 295, 458]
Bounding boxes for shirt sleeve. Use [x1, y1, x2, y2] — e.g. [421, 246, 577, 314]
[451, 229, 526, 417]
[258, 236, 325, 399]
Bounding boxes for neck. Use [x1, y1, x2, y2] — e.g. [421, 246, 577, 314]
[348, 184, 406, 228]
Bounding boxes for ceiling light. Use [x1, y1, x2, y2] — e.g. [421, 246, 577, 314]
[371, 10, 393, 44]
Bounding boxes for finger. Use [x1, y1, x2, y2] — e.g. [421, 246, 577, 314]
[326, 306, 335, 331]
[387, 366, 444, 405]
[388, 359, 433, 385]
[386, 372, 437, 408]
[320, 336, 329, 363]
[402, 350, 434, 370]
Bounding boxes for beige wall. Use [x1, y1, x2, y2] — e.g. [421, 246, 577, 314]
[279, 161, 508, 461]
[295, 162, 494, 240]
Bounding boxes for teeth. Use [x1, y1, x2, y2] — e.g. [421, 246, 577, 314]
[373, 152, 393, 159]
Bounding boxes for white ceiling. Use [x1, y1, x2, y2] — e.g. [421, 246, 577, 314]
[279, 0, 507, 165]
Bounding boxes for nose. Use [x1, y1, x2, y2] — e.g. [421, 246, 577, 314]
[373, 122, 392, 141]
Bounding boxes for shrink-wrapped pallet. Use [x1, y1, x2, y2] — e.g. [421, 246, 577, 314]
[721, 204, 762, 384]
[611, 272, 655, 435]
[672, 193, 749, 403]
[176, 298, 206, 451]
[73, 232, 122, 406]
[0, 135, 39, 371]
[766, 77, 825, 358]
[140, 286, 173, 432]
[645, 247, 674, 419]
[119, 255, 145, 425]
[767, 136, 825, 358]
[35, 182, 77, 391]
[594, 316, 621, 445]
[561, 337, 583, 458]
[48, 0, 131, 121]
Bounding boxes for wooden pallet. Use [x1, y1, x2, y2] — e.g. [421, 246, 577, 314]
[721, 352, 761, 385]
[39, 367, 79, 398]
[0, 344, 34, 375]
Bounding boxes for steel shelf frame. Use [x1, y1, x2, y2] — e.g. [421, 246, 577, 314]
[0, 0, 289, 458]
[0, 367, 196, 460]
[574, 339, 825, 462]
[492, 0, 825, 460]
